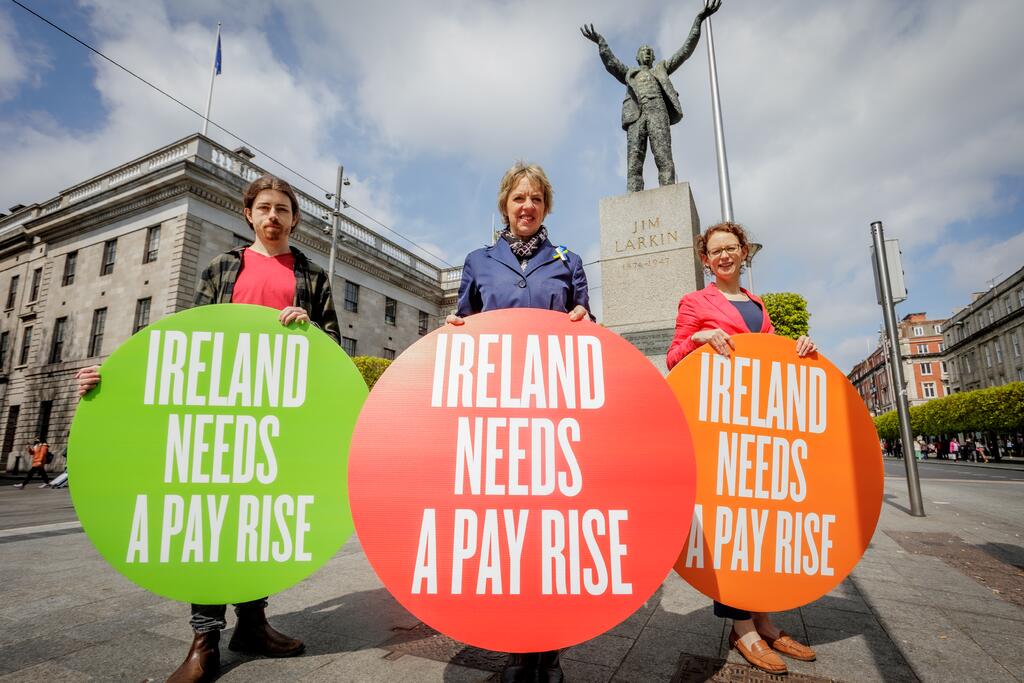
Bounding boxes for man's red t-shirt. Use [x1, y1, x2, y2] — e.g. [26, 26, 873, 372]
[231, 248, 296, 310]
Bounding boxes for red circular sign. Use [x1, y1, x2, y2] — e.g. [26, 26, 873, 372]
[349, 309, 696, 652]
[668, 334, 884, 612]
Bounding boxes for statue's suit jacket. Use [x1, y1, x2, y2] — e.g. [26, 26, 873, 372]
[620, 61, 684, 130]
[597, 43, 684, 131]
[455, 237, 592, 318]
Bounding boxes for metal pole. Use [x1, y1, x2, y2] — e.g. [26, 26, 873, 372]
[201, 23, 221, 137]
[871, 221, 925, 516]
[706, 17, 734, 223]
[327, 165, 344, 287]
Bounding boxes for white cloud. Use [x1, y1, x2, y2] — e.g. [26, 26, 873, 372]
[929, 230, 1024, 304]
[652, 0, 1024, 370]
[0, 7, 49, 102]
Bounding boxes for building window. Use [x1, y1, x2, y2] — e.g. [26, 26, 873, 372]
[6, 275, 19, 309]
[995, 340, 1003, 363]
[385, 297, 397, 325]
[0, 331, 8, 370]
[37, 400, 53, 441]
[1018, 368, 1024, 382]
[1006, 297, 1014, 314]
[920, 362, 932, 376]
[382, 348, 396, 360]
[419, 310, 429, 335]
[133, 298, 152, 334]
[933, 324, 941, 334]
[1, 405, 19, 458]
[143, 225, 161, 263]
[341, 337, 357, 357]
[49, 317, 67, 364]
[62, 251, 77, 286]
[942, 382, 949, 395]
[1018, 288, 1024, 308]
[940, 361, 948, 374]
[18, 326, 33, 365]
[1013, 332, 1022, 358]
[938, 342, 945, 352]
[88, 308, 107, 357]
[913, 326, 924, 336]
[344, 281, 359, 313]
[922, 382, 936, 399]
[916, 343, 928, 354]
[100, 239, 117, 276]
[28, 268, 42, 302]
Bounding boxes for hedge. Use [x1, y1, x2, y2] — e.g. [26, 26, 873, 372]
[873, 382, 1024, 439]
[760, 292, 810, 340]
[352, 356, 393, 390]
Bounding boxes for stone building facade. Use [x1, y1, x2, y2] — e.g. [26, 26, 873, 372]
[943, 266, 1024, 393]
[848, 344, 893, 416]
[896, 312, 950, 405]
[848, 312, 950, 414]
[0, 135, 461, 472]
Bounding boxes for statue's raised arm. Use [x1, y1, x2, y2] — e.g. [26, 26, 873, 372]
[581, 24, 629, 84]
[666, 0, 722, 74]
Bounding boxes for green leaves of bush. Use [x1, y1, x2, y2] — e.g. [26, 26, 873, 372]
[352, 356, 392, 390]
[761, 292, 810, 340]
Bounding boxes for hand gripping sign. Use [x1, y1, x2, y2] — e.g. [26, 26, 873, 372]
[349, 309, 696, 653]
[69, 305, 366, 604]
[668, 334, 883, 612]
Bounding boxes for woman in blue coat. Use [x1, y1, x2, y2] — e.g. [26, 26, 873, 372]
[447, 161, 591, 683]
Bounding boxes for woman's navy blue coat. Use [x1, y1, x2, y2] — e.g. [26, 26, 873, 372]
[455, 236, 592, 317]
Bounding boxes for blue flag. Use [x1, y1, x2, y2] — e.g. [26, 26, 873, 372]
[214, 32, 222, 75]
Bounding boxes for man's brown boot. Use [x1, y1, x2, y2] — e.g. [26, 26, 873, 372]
[166, 631, 220, 683]
[228, 605, 304, 658]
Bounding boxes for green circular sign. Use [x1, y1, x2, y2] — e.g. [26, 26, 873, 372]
[69, 304, 366, 604]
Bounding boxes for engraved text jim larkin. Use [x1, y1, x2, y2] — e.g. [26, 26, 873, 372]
[615, 216, 679, 253]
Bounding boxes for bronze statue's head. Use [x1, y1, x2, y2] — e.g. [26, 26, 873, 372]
[636, 44, 655, 67]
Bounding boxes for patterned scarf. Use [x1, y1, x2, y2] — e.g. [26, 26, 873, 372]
[501, 226, 548, 268]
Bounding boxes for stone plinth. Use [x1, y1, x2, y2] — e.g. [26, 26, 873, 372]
[599, 182, 704, 373]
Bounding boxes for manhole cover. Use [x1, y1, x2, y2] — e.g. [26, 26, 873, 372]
[673, 654, 848, 683]
[381, 622, 507, 673]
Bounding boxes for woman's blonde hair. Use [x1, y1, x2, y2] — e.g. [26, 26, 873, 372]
[496, 161, 553, 226]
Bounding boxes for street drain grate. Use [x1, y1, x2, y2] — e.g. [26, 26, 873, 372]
[380, 622, 507, 673]
[885, 531, 1024, 608]
[672, 654, 847, 683]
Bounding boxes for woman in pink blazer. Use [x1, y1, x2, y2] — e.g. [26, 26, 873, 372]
[667, 222, 817, 675]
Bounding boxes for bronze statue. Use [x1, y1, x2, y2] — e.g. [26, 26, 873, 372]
[582, 0, 722, 192]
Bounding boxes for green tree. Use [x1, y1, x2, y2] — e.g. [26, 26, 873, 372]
[873, 382, 1024, 438]
[352, 356, 392, 390]
[760, 292, 810, 339]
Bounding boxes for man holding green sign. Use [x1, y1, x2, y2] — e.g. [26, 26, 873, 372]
[76, 174, 345, 683]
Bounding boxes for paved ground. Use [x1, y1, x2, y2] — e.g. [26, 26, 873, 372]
[0, 465, 1021, 682]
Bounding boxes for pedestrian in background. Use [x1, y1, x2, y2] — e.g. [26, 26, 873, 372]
[13, 440, 50, 489]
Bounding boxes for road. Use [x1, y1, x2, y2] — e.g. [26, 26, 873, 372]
[884, 458, 1024, 482]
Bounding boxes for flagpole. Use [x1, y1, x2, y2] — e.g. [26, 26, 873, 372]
[706, 16, 733, 223]
[201, 23, 221, 137]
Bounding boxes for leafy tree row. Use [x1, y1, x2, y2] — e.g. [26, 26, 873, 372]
[873, 382, 1024, 440]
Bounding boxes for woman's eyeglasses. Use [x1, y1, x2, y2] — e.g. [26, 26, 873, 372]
[708, 244, 743, 258]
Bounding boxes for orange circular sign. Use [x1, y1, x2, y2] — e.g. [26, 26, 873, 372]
[668, 334, 883, 612]
[349, 309, 696, 652]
